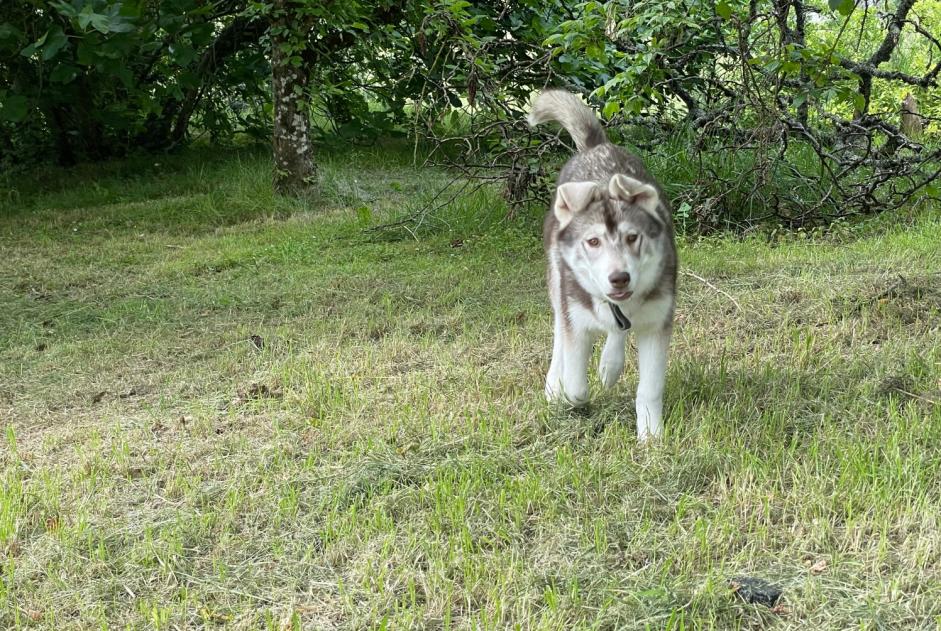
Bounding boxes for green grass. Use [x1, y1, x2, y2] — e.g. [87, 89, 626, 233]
[1, 141, 941, 629]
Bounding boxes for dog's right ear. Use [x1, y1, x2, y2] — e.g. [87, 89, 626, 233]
[554, 182, 596, 229]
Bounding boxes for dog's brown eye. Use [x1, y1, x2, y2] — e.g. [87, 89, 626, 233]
[587, 237, 601, 247]
[626, 234, 639, 244]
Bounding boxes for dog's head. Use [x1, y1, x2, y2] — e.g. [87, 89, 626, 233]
[554, 174, 666, 302]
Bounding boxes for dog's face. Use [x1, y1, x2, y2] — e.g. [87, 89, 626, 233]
[555, 174, 665, 302]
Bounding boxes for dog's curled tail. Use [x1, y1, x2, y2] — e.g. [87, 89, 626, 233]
[527, 89, 607, 152]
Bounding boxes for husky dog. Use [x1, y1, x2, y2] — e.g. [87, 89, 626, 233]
[528, 89, 677, 441]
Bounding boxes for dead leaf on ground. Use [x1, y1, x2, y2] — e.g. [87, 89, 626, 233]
[119, 386, 149, 399]
[232, 382, 282, 406]
[807, 558, 828, 574]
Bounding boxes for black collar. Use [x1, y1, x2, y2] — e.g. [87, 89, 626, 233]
[609, 302, 631, 330]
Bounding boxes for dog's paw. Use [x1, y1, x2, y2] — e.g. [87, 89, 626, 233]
[547, 385, 590, 409]
[635, 400, 663, 442]
[599, 359, 624, 389]
[562, 384, 590, 407]
[636, 426, 663, 443]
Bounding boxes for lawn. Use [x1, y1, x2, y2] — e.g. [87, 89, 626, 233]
[1, 143, 941, 629]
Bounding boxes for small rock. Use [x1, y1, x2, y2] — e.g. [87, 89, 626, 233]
[730, 576, 783, 607]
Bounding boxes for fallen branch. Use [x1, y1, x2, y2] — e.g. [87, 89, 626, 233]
[681, 269, 745, 313]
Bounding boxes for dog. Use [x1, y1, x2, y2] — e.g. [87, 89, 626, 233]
[528, 89, 677, 441]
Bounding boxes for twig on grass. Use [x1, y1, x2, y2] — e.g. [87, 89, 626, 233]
[367, 175, 491, 237]
[893, 389, 939, 406]
[681, 269, 745, 313]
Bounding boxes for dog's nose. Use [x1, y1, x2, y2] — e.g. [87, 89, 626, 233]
[609, 271, 630, 288]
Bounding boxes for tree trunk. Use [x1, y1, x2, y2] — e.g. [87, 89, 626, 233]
[48, 106, 77, 167]
[271, 4, 316, 196]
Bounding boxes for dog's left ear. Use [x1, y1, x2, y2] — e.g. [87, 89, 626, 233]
[609, 174, 660, 215]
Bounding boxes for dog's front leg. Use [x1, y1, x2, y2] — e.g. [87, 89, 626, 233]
[560, 325, 593, 406]
[545, 312, 565, 400]
[599, 331, 627, 389]
[634, 324, 671, 441]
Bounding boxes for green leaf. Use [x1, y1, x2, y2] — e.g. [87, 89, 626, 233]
[169, 43, 197, 66]
[19, 42, 39, 58]
[853, 93, 866, 112]
[49, 0, 79, 18]
[355, 205, 372, 223]
[77, 4, 96, 30]
[828, 0, 855, 16]
[602, 100, 620, 119]
[76, 38, 98, 65]
[716, 1, 732, 20]
[89, 14, 113, 33]
[42, 27, 69, 61]
[0, 94, 29, 122]
[106, 18, 135, 34]
[49, 63, 80, 84]
[77, 4, 118, 33]
[0, 22, 23, 48]
[113, 66, 133, 88]
[20, 29, 48, 58]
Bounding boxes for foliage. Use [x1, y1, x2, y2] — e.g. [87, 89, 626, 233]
[0, 1, 271, 167]
[542, 0, 941, 226]
[413, 0, 940, 228]
[2, 0, 939, 227]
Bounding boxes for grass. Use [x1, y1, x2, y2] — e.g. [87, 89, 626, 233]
[1, 141, 941, 630]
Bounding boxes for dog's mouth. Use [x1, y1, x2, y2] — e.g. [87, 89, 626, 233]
[607, 290, 633, 301]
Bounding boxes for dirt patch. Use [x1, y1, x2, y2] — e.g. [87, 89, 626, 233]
[232, 382, 283, 407]
[408, 320, 456, 340]
[839, 274, 941, 323]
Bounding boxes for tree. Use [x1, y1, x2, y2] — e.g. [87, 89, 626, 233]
[269, 0, 317, 195]
[2, 0, 937, 223]
[405, 0, 941, 230]
[266, 0, 410, 195]
[0, 1, 270, 167]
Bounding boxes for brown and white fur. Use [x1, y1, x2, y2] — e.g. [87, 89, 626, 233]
[528, 89, 677, 441]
